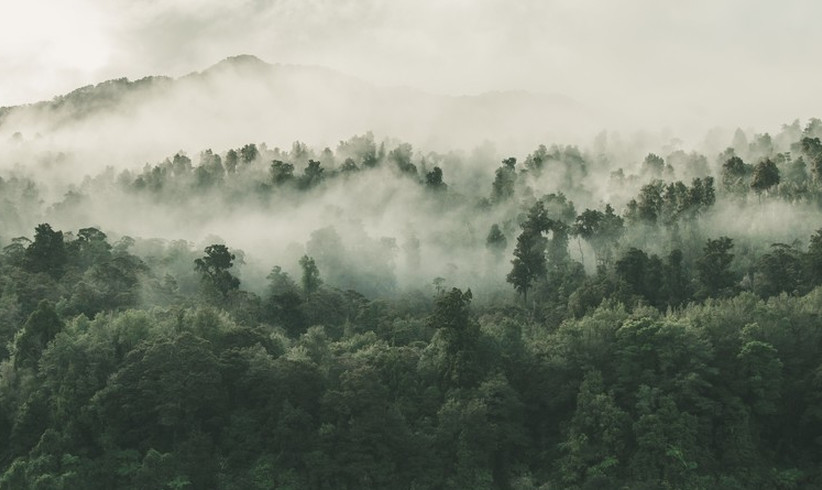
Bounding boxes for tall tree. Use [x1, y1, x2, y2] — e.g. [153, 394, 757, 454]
[194, 244, 240, 299]
[428, 288, 482, 388]
[491, 158, 517, 203]
[750, 159, 780, 194]
[12, 300, 63, 370]
[425, 166, 447, 191]
[696, 237, 736, 298]
[24, 223, 67, 278]
[299, 255, 322, 297]
[299, 160, 325, 190]
[721, 156, 752, 193]
[270, 160, 295, 185]
[756, 243, 802, 297]
[240, 143, 258, 164]
[507, 201, 550, 301]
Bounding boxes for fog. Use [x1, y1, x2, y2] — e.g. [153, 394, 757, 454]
[2, 96, 821, 301]
[3, 1, 822, 129]
[1, 2, 821, 301]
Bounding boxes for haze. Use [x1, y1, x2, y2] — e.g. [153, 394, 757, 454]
[2, 0, 821, 133]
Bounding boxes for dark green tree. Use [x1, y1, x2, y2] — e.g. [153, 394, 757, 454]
[573, 206, 624, 267]
[491, 158, 517, 203]
[750, 159, 780, 194]
[696, 237, 736, 298]
[12, 300, 63, 370]
[299, 160, 325, 190]
[68, 227, 112, 271]
[721, 156, 752, 193]
[194, 244, 240, 299]
[626, 182, 665, 224]
[428, 288, 482, 388]
[800, 137, 822, 181]
[270, 160, 295, 185]
[615, 248, 664, 308]
[25, 224, 67, 278]
[424, 166, 446, 191]
[261, 266, 305, 335]
[663, 249, 691, 308]
[558, 370, 628, 488]
[806, 228, 822, 288]
[299, 255, 322, 297]
[756, 243, 802, 297]
[240, 143, 258, 164]
[507, 201, 549, 301]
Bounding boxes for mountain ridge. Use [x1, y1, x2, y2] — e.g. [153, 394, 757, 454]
[0, 55, 599, 160]
[1, 55, 583, 124]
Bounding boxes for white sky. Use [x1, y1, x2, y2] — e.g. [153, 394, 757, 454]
[1, 0, 821, 130]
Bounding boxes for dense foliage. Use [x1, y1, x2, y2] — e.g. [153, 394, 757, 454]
[1, 119, 822, 488]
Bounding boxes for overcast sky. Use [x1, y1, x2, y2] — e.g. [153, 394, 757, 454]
[1, 0, 820, 130]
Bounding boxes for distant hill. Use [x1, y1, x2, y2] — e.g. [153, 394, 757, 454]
[0, 55, 601, 167]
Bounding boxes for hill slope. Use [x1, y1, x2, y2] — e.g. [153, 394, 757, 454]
[0, 55, 597, 169]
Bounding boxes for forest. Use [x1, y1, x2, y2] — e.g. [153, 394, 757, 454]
[1, 116, 822, 489]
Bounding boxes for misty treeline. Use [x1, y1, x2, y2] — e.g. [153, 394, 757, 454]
[1, 118, 822, 488]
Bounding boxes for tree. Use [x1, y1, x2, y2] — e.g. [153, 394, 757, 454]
[94, 332, 226, 454]
[12, 300, 63, 369]
[663, 249, 690, 308]
[485, 224, 507, 259]
[524, 144, 548, 175]
[270, 160, 295, 185]
[800, 137, 822, 181]
[195, 150, 225, 188]
[507, 202, 549, 301]
[194, 244, 240, 299]
[689, 176, 716, 209]
[573, 207, 625, 266]
[721, 156, 752, 193]
[425, 166, 447, 191]
[240, 143, 258, 164]
[340, 157, 359, 173]
[172, 152, 192, 175]
[756, 243, 802, 297]
[262, 266, 305, 335]
[225, 149, 239, 173]
[642, 153, 666, 176]
[2, 236, 31, 267]
[750, 159, 780, 194]
[428, 288, 482, 388]
[25, 224, 67, 278]
[299, 255, 322, 297]
[737, 340, 783, 416]
[615, 248, 664, 308]
[696, 237, 736, 298]
[806, 228, 822, 288]
[388, 143, 417, 176]
[626, 182, 665, 224]
[599, 204, 624, 266]
[558, 370, 628, 488]
[299, 160, 324, 190]
[69, 227, 112, 270]
[491, 158, 517, 203]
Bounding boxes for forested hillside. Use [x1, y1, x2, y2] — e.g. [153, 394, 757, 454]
[1, 117, 822, 488]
